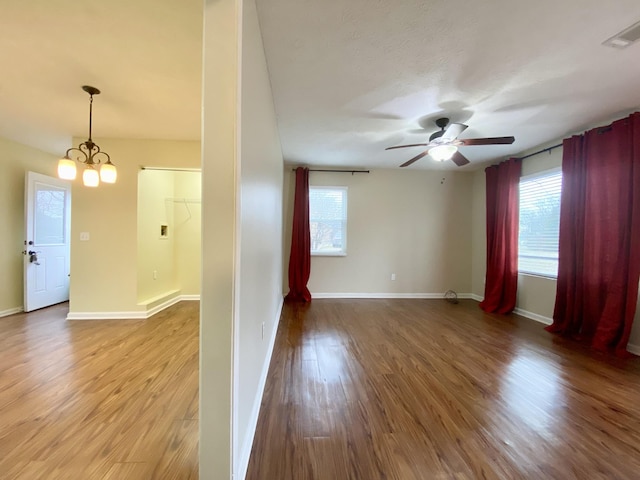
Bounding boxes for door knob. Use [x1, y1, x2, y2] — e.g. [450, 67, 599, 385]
[28, 251, 40, 265]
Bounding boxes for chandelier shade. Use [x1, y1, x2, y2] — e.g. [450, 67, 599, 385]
[58, 86, 116, 187]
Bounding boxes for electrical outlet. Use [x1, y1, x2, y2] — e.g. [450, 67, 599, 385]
[391, 273, 396, 281]
[261, 322, 265, 339]
[153, 270, 158, 280]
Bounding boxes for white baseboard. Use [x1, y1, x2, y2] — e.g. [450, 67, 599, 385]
[180, 295, 201, 301]
[236, 296, 284, 480]
[0, 307, 23, 318]
[627, 343, 640, 356]
[513, 308, 640, 357]
[66, 294, 201, 320]
[311, 292, 475, 299]
[513, 307, 553, 326]
[66, 310, 148, 320]
[470, 294, 483, 302]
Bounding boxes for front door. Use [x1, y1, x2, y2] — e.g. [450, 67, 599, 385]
[24, 172, 71, 312]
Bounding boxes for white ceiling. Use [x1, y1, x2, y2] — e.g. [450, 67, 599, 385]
[0, 0, 202, 154]
[2, 1, 640, 171]
[255, 0, 640, 170]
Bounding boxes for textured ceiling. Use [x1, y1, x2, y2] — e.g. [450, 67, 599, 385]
[2, 1, 640, 171]
[256, 0, 640, 170]
[0, 0, 202, 154]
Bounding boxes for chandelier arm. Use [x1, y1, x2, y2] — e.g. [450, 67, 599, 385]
[92, 151, 112, 165]
[65, 146, 89, 164]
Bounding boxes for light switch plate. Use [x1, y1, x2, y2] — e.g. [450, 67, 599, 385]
[80, 232, 90, 241]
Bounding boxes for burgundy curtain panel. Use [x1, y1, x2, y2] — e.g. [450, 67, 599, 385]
[285, 167, 312, 303]
[548, 113, 640, 356]
[480, 158, 522, 314]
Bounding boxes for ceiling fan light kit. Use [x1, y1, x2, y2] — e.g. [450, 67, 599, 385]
[57, 85, 116, 187]
[385, 117, 515, 168]
[429, 144, 458, 161]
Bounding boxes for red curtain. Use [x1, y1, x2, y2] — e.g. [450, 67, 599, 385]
[285, 167, 312, 303]
[547, 113, 640, 356]
[480, 158, 522, 314]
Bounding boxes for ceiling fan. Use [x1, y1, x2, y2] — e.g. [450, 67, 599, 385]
[386, 117, 515, 167]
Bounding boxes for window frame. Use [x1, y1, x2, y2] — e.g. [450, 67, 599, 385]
[517, 167, 562, 279]
[309, 185, 348, 257]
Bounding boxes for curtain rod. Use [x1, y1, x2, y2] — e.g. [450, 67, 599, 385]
[291, 168, 370, 174]
[140, 166, 201, 172]
[519, 143, 563, 161]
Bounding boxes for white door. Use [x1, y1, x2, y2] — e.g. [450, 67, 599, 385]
[24, 172, 71, 312]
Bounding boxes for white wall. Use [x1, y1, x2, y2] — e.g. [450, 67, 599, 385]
[283, 168, 473, 296]
[201, 0, 284, 477]
[201, 0, 238, 477]
[235, 0, 284, 475]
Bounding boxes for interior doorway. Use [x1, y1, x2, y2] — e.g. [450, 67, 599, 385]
[136, 168, 202, 307]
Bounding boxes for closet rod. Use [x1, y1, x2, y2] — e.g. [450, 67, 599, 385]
[140, 166, 201, 172]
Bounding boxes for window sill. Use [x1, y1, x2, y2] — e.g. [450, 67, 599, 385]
[518, 272, 558, 280]
[312, 252, 347, 257]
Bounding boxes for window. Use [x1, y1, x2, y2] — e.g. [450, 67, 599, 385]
[309, 186, 347, 256]
[518, 169, 562, 277]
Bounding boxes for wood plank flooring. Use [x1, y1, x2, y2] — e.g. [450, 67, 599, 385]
[246, 299, 640, 480]
[0, 301, 199, 480]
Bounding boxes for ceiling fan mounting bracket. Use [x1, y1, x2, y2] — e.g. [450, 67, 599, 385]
[435, 117, 449, 129]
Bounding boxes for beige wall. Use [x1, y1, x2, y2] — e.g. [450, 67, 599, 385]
[137, 169, 201, 304]
[137, 170, 178, 303]
[471, 139, 640, 349]
[284, 169, 473, 296]
[174, 171, 201, 296]
[69, 138, 200, 315]
[470, 169, 486, 298]
[0, 136, 63, 315]
[471, 144, 562, 317]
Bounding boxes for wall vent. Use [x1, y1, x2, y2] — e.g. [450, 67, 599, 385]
[603, 20, 640, 49]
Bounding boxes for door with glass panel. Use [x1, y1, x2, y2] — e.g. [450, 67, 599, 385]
[24, 172, 71, 312]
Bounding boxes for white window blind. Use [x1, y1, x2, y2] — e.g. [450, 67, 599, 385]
[518, 170, 562, 277]
[309, 186, 347, 256]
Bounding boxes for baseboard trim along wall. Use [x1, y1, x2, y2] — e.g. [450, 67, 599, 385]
[311, 292, 476, 299]
[236, 296, 284, 480]
[66, 294, 201, 320]
[513, 307, 553, 326]
[0, 307, 23, 318]
[627, 343, 640, 356]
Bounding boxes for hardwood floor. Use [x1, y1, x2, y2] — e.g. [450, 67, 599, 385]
[246, 299, 640, 480]
[0, 301, 199, 480]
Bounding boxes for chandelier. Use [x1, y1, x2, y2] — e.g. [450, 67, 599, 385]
[57, 85, 116, 187]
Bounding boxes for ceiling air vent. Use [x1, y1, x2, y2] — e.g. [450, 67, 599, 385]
[603, 20, 640, 49]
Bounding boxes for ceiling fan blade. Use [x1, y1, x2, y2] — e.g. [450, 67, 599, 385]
[400, 150, 429, 168]
[458, 136, 515, 146]
[451, 151, 470, 167]
[442, 123, 468, 140]
[386, 143, 430, 150]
